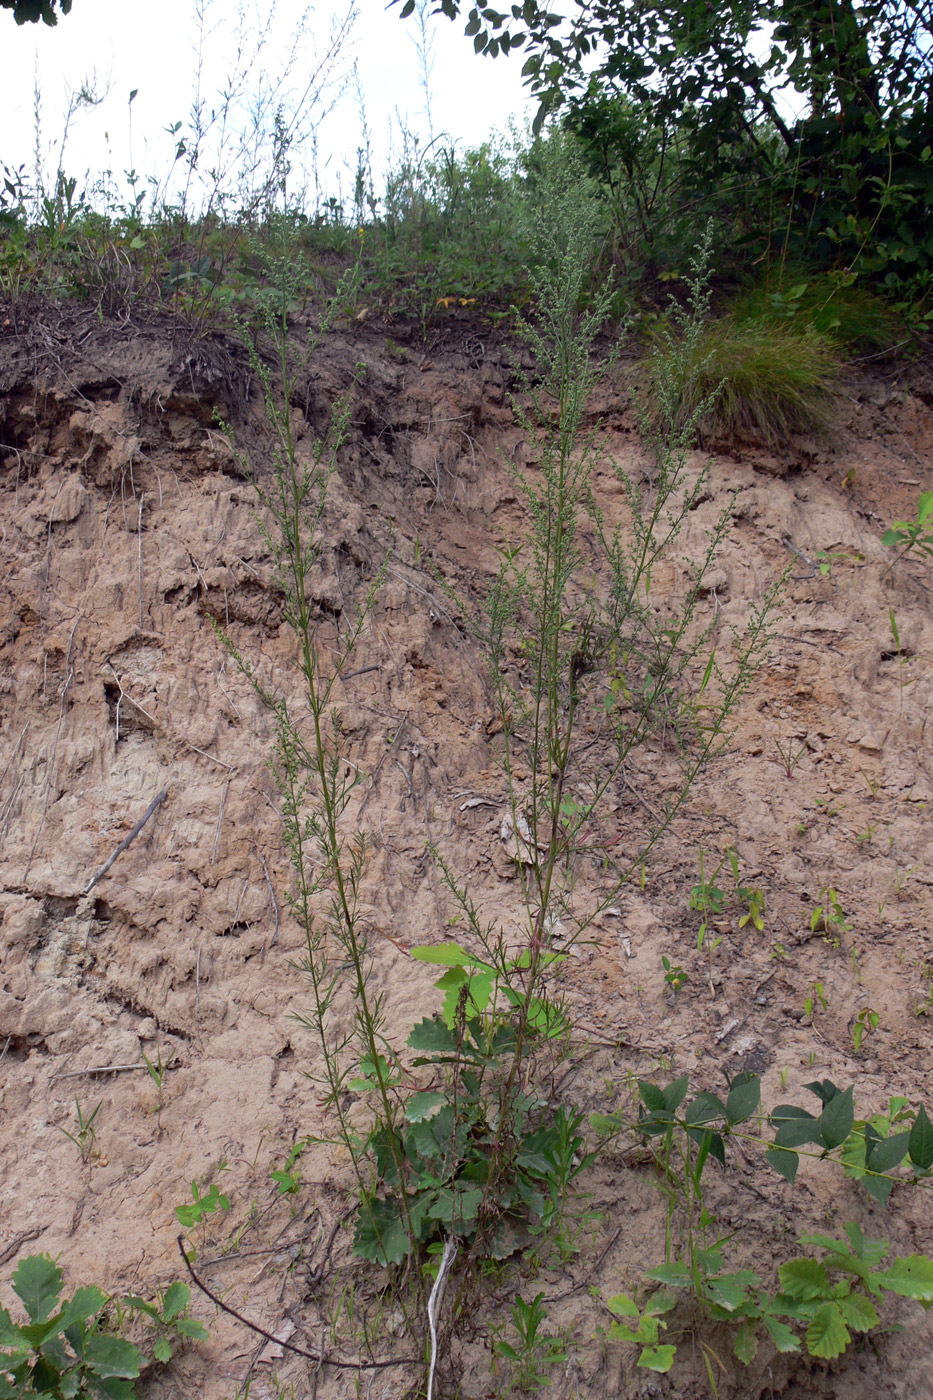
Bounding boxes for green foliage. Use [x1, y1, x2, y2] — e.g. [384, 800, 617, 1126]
[645, 312, 840, 445]
[882, 493, 933, 565]
[609, 1225, 933, 1372]
[120, 1283, 208, 1367]
[600, 1074, 933, 1375]
[492, 1292, 570, 1391]
[174, 1180, 231, 1229]
[0, 1255, 142, 1400]
[2, 0, 71, 24]
[59, 1097, 102, 1166]
[421, 0, 933, 295]
[733, 275, 910, 354]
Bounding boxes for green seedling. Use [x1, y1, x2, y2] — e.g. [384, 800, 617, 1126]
[175, 1179, 231, 1230]
[492, 1292, 570, 1392]
[270, 1138, 310, 1196]
[141, 1048, 173, 1112]
[882, 491, 933, 565]
[661, 955, 689, 993]
[815, 548, 864, 577]
[121, 1281, 208, 1364]
[804, 981, 827, 1018]
[0, 1254, 143, 1399]
[811, 887, 852, 944]
[59, 1097, 102, 1166]
[603, 1288, 676, 1372]
[773, 736, 808, 778]
[853, 1008, 880, 1053]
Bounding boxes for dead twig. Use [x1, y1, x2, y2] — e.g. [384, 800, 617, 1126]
[178, 1237, 417, 1370]
[83, 787, 169, 895]
[212, 779, 231, 866]
[24, 615, 82, 883]
[50, 1055, 179, 1081]
[258, 849, 279, 957]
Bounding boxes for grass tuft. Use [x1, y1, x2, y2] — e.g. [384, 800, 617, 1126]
[647, 315, 840, 445]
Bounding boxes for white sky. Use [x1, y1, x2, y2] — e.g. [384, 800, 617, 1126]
[4, 0, 534, 213]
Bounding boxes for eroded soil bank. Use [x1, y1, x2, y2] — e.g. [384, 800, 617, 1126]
[1, 302, 932, 1399]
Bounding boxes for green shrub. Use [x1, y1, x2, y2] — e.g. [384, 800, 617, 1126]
[734, 274, 910, 355]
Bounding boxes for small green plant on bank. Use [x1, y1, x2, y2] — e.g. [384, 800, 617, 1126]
[119, 1282, 208, 1365]
[141, 1047, 172, 1113]
[773, 735, 807, 778]
[815, 548, 864, 578]
[0, 1255, 208, 1399]
[269, 1138, 311, 1196]
[882, 492, 933, 567]
[0, 1256, 142, 1400]
[804, 981, 827, 1019]
[491, 1292, 570, 1392]
[811, 887, 852, 944]
[597, 1076, 933, 1379]
[662, 955, 689, 994]
[175, 1176, 231, 1255]
[852, 1008, 880, 1054]
[59, 1096, 102, 1166]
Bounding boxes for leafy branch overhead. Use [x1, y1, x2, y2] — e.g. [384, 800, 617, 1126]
[1, 0, 71, 24]
[401, 0, 933, 283]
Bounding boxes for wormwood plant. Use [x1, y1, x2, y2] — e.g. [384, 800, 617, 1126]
[222, 158, 778, 1385]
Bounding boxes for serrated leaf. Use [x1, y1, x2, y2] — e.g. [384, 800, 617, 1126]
[404, 1091, 448, 1123]
[160, 1281, 189, 1321]
[805, 1302, 850, 1359]
[876, 1255, 933, 1301]
[704, 1274, 754, 1311]
[819, 1086, 855, 1149]
[836, 1292, 879, 1331]
[407, 1016, 458, 1053]
[605, 1293, 639, 1318]
[909, 1105, 933, 1170]
[725, 1073, 760, 1125]
[353, 1199, 411, 1266]
[778, 1258, 829, 1301]
[153, 1336, 173, 1363]
[12, 1255, 62, 1324]
[59, 1286, 108, 1331]
[638, 1343, 675, 1371]
[0, 1302, 27, 1349]
[762, 1313, 801, 1353]
[733, 1318, 757, 1364]
[84, 1333, 143, 1379]
[174, 1317, 208, 1339]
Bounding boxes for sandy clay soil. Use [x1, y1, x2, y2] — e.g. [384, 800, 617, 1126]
[0, 300, 932, 1400]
